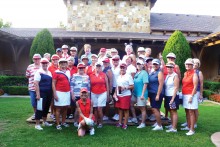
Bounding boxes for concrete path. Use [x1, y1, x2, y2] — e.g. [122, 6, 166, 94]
[211, 132, 220, 147]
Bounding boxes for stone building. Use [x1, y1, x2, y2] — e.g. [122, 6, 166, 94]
[0, 0, 219, 81]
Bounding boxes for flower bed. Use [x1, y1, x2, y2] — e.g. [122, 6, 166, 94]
[209, 94, 220, 103]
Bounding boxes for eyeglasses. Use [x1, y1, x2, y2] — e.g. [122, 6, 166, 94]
[96, 65, 101, 67]
[153, 63, 159, 65]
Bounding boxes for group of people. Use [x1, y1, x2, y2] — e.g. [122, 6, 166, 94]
[26, 43, 203, 136]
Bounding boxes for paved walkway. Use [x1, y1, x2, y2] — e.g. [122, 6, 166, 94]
[211, 132, 220, 147]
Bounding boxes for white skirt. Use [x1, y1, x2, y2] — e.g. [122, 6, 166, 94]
[183, 93, 199, 109]
[54, 91, 70, 106]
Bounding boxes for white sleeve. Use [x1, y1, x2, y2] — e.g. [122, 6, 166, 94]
[131, 66, 137, 73]
[128, 75, 134, 85]
[34, 71, 41, 81]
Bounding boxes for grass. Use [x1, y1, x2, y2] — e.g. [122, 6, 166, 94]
[0, 98, 219, 147]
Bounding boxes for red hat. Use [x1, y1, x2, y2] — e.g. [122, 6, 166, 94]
[51, 54, 60, 60]
[100, 48, 106, 52]
[77, 62, 85, 68]
[120, 62, 127, 67]
[80, 88, 88, 93]
[102, 58, 110, 63]
[40, 58, 49, 63]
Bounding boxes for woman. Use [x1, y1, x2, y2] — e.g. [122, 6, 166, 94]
[122, 43, 136, 66]
[52, 58, 71, 130]
[132, 60, 149, 128]
[76, 88, 95, 137]
[181, 58, 198, 136]
[34, 58, 53, 130]
[98, 48, 107, 63]
[148, 59, 164, 131]
[89, 62, 109, 128]
[114, 62, 134, 130]
[67, 56, 78, 76]
[86, 54, 98, 76]
[164, 62, 180, 133]
[70, 62, 90, 127]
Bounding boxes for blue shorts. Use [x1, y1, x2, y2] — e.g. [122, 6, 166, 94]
[71, 96, 80, 106]
[149, 92, 163, 109]
[29, 91, 37, 108]
[164, 95, 179, 110]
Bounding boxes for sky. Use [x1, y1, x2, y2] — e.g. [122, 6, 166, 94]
[0, 0, 220, 28]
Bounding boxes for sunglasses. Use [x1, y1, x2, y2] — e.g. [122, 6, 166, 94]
[113, 59, 119, 61]
[136, 63, 142, 65]
[96, 65, 101, 67]
[78, 67, 85, 69]
[153, 63, 159, 65]
[70, 50, 76, 52]
[120, 67, 125, 69]
[166, 66, 173, 68]
[41, 62, 48, 64]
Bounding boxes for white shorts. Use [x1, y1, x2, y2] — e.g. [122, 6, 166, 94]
[54, 91, 70, 106]
[183, 93, 199, 109]
[132, 95, 146, 107]
[91, 92, 107, 107]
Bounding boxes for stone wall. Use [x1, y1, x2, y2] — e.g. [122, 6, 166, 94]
[66, 0, 151, 32]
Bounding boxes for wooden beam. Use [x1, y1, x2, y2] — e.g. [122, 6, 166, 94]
[206, 40, 220, 47]
[141, 39, 144, 43]
[130, 0, 132, 6]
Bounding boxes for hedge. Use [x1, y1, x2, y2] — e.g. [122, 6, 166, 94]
[204, 81, 220, 93]
[2, 86, 28, 95]
[203, 90, 214, 98]
[0, 76, 28, 87]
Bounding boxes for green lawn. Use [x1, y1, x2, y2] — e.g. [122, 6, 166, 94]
[0, 98, 219, 147]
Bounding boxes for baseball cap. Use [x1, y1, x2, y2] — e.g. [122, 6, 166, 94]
[145, 57, 153, 63]
[61, 44, 68, 49]
[51, 54, 60, 60]
[58, 58, 67, 63]
[112, 55, 120, 60]
[185, 58, 194, 65]
[80, 88, 88, 93]
[102, 58, 110, 63]
[95, 62, 102, 66]
[56, 48, 62, 52]
[137, 47, 145, 52]
[166, 52, 176, 59]
[110, 48, 118, 53]
[139, 55, 146, 60]
[70, 47, 77, 51]
[152, 59, 161, 65]
[136, 60, 144, 65]
[91, 54, 98, 58]
[166, 62, 175, 68]
[33, 54, 42, 59]
[120, 62, 127, 68]
[40, 58, 49, 63]
[77, 62, 85, 68]
[81, 55, 88, 60]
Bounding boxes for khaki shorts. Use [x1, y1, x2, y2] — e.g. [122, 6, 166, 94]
[132, 95, 146, 107]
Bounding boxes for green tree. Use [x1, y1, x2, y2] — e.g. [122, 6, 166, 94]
[0, 18, 12, 28]
[29, 29, 55, 62]
[162, 30, 191, 76]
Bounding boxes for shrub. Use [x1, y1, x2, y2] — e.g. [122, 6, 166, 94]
[203, 90, 214, 98]
[0, 76, 27, 87]
[2, 86, 28, 95]
[204, 81, 220, 93]
[209, 94, 220, 103]
[29, 28, 55, 62]
[162, 30, 191, 76]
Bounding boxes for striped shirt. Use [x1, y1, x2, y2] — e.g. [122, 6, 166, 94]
[26, 64, 41, 91]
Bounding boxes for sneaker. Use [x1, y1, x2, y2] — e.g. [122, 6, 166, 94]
[90, 128, 95, 135]
[50, 114, 55, 119]
[149, 115, 156, 121]
[152, 122, 158, 128]
[31, 114, 35, 120]
[161, 116, 170, 121]
[56, 125, 62, 130]
[74, 122, 79, 127]
[68, 114, 74, 119]
[112, 114, 119, 121]
[131, 118, 138, 124]
[42, 121, 53, 127]
[97, 124, 103, 128]
[128, 118, 132, 123]
[103, 116, 109, 121]
[116, 123, 122, 128]
[137, 123, 146, 128]
[152, 125, 163, 131]
[181, 126, 189, 131]
[35, 125, 43, 130]
[166, 128, 177, 133]
[165, 124, 172, 129]
[61, 123, 69, 127]
[181, 122, 187, 127]
[122, 124, 128, 130]
[186, 130, 195, 136]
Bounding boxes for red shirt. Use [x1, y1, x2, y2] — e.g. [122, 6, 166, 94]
[182, 70, 194, 95]
[53, 70, 71, 92]
[68, 66, 78, 77]
[78, 98, 95, 122]
[89, 72, 107, 94]
[86, 65, 95, 76]
[48, 64, 58, 76]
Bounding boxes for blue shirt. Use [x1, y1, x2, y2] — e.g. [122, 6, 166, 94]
[133, 70, 149, 98]
[148, 69, 164, 95]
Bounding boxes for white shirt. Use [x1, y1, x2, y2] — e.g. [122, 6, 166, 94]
[116, 73, 134, 96]
[126, 64, 136, 77]
[112, 65, 120, 87]
[34, 68, 52, 82]
[165, 72, 177, 96]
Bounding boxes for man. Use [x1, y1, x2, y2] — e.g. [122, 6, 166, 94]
[61, 45, 70, 59]
[26, 54, 42, 120]
[56, 48, 62, 58]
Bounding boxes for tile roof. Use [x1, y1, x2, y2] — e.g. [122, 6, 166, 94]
[151, 13, 220, 33]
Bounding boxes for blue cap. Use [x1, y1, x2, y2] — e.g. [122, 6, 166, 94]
[152, 58, 161, 65]
[56, 48, 62, 52]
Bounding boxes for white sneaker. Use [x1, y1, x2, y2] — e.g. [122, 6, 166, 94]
[166, 128, 177, 133]
[181, 126, 189, 131]
[42, 121, 53, 127]
[35, 125, 43, 130]
[131, 118, 138, 124]
[181, 122, 187, 127]
[31, 114, 35, 120]
[186, 130, 195, 136]
[137, 123, 146, 128]
[103, 116, 109, 121]
[128, 117, 132, 123]
[90, 128, 95, 135]
[152, 125, 163, 131]
[112, 114, 119, 121]
[165, 124, 172, 129]
[152, 122, 158, 128]
[68, 114, 74, 119]
[74, 122, 79, 127]
[61, 123, 69, 127]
